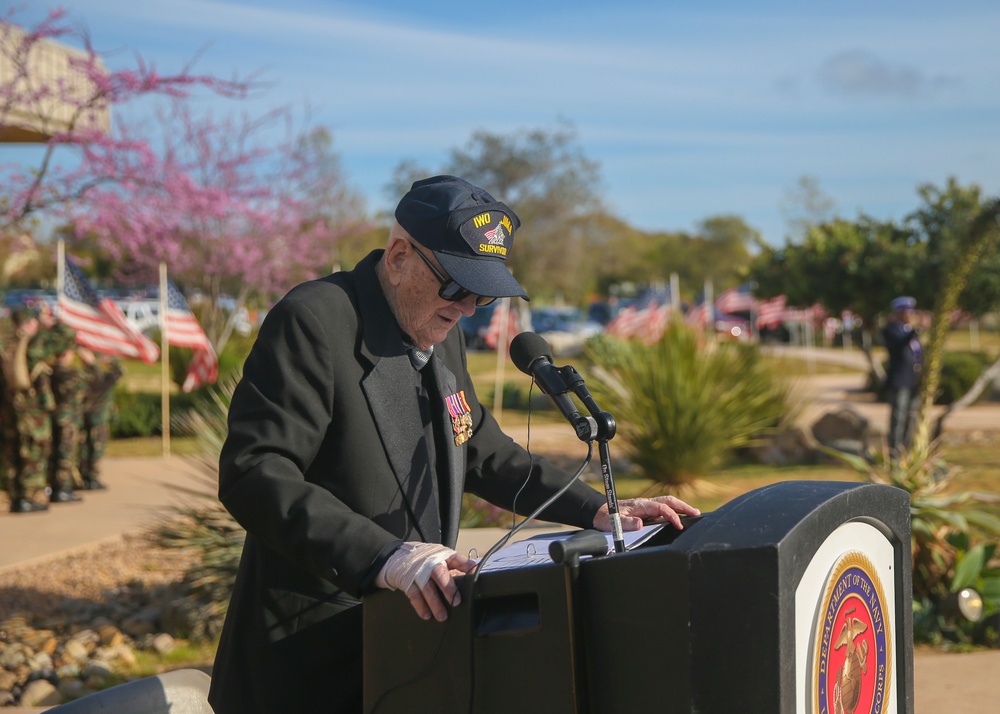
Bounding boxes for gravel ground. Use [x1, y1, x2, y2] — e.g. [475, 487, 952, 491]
[0, 532, 198, 624]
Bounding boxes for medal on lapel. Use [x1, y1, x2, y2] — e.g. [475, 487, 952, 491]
[446, 390, 474, 446]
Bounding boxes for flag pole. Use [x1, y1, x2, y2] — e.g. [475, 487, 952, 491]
[705, 278, 715, 343]
[492, 298, 510, 426]
[57, 239, 65, 297]
[159, 262, 170, 457]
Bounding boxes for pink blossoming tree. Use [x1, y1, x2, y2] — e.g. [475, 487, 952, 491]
[2, 7, 369, 351]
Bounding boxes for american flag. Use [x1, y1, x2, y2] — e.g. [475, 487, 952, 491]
[605, 305, 641, 338]
[756, 295, 787, 329]
[165, 280, 218, 392]
[606, 286, 672, 342]
[684, 298, 712, 329]
[779, 303, 826, 324]
[640, 302, 672, 343]
[484, 299, 520, 355]
[714, 285, 757, 315]
[59, 259, 160, 363]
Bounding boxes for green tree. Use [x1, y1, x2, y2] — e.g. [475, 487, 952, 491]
[907, 188, 1000, 449]
[748, 215, 921, 376]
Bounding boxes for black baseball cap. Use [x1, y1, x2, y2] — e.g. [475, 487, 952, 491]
[394, 175, 528, 301]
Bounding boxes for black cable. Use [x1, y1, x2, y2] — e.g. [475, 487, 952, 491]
[465, 379, 594, 713]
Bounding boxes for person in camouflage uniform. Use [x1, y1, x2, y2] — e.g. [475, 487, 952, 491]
[3, 306, 54, 513]
[34, 302, 85, 503]
[80, 354, 122, 490]
[0, 328, 11, 499]
[0, 316, 27, 507]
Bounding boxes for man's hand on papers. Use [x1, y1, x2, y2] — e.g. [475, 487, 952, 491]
[594, 495, 701, 532]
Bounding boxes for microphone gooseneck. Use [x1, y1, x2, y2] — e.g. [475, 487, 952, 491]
[509, 331, 625, 553]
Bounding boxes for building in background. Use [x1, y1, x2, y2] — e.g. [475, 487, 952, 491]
[0, 21, 109, 143]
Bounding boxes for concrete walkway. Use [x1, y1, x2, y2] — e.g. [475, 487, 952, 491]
[0, 457, 558, 573]
[0, 457, 206, 572]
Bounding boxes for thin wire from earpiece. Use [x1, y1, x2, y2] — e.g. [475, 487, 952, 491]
[465, 378, 594, 713]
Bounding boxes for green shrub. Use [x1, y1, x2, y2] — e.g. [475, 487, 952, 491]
[584, 325, 792, 487]
[111, 386, 199, 438]
[111, 387, 162, 438]
[217, 333, 254, 380]
[487, 381, 528, 410]
[875, 350, 992, 404]
[833, 442, 1000, 646]
[937, 351, 992, 404]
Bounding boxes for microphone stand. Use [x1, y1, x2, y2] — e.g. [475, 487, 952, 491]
[557, 365, 626, 554]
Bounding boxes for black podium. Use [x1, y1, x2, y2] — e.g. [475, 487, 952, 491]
[364, 480, 914, 713]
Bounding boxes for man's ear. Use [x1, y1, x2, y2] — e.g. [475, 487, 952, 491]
[383, 236, 409, 286]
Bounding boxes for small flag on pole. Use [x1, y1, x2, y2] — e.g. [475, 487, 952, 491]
[164, 280, 218, 392]
[484, 299, 520, 355]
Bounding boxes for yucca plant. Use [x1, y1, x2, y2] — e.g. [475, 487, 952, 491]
[584, 324, 793, 488]
[832, 441, 1000, 644]
[152, 375, 245, 638]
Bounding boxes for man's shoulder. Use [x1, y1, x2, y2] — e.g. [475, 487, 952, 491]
[270, 265, 372, 320]
[261, 272, 370, 345]
[883, 320, 909, 338]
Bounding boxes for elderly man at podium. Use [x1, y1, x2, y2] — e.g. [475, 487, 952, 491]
[208, 175, 700, 714]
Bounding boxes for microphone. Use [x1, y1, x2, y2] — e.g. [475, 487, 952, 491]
[548, 529, 610, 567]
[510, 332, 596, 441]
[510, 331, 626, 554]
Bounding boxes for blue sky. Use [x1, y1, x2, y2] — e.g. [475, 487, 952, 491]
[11, 0, 1000, 244]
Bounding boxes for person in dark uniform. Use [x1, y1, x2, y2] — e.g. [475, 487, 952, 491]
[209, 175, 700, 713]
[882, 296, 922, 456]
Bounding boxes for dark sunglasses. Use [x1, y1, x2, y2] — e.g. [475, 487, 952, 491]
[410, 243, 497, 307]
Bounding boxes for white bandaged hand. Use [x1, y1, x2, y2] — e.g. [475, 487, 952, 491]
[376, 542, 456, 592]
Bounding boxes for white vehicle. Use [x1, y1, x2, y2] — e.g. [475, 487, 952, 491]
[117, 299, 161, 334]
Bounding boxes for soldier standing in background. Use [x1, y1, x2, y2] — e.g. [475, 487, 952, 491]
[0, 326, 11, 497]
[3, 306, 55, 513]
[80, 354, 122, 490]
[34, 301, 85, 503]
[883, 296, 923, 457]
[1, 309, 39, 509]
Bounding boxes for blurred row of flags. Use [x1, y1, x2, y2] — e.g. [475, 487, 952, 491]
[479, 283, 832, 354]
[58, 255, 217, 392]
[605, 284, 825, 344]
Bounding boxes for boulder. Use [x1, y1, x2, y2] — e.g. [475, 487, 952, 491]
[746, 426, 819, 466]
[19, 678, 60, 707]
[811, 408, 875, 454]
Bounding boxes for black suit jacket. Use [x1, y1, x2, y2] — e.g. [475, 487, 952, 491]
[208, 251, 604, 713]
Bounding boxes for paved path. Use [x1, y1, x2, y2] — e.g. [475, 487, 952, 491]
[0, 457, 206, 572]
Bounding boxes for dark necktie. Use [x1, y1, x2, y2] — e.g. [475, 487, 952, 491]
[407, 345, 433, 371]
